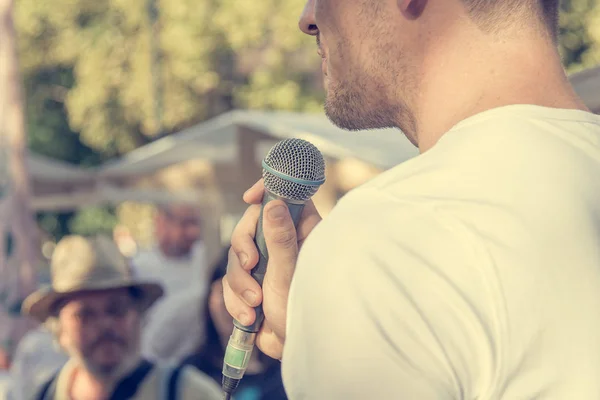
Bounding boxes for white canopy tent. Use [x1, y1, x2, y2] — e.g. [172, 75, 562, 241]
[27, 153, 93, 183]
[26, 111, 419, 214]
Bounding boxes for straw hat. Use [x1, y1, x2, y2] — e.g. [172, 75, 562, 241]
[22, 235, 163, 322]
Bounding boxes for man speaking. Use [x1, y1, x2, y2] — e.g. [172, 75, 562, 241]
[223, 0, 600, 398]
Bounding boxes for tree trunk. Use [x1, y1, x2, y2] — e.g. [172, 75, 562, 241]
[0, 0, 39, 359]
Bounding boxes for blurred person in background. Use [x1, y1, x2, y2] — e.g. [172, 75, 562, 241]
[182, 249, 287, 400]
[22, 235, 222, 400]
[140, 248, 229, 367]
[132, 203, 209, 296]
[131, 203, 213, 363]
[139, 281, 207, 365]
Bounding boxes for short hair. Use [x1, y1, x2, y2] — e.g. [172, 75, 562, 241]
[461, 0, 560, 40]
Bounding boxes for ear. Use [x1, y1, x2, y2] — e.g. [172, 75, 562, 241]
[397, 0, 427, 19]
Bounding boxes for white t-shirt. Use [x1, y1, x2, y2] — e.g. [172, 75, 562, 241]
[140, 286, 207, 364]
[282, 105, 600, 399]
[132, 241, 209, 297]
[132, 241, 210, 363]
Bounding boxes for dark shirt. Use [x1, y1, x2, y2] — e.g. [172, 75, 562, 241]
[182, 353, 287, 400]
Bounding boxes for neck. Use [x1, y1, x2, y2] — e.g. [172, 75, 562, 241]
[69, 357, 140, 400]
[70, 366, 114, 400]
[406, 20, 589, 153]
[159, 244, 191, 260]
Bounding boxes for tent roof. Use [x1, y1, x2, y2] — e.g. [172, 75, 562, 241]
[98, 110, 419, 178]
[27, 153, 94, 183]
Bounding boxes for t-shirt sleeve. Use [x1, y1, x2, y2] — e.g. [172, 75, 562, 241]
[282, 190, 498, 399]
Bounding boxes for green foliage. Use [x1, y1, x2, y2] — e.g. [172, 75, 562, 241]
[24, 66, 103, 165]
[15, 0, 322, 158]
[559, 0, 600, 72]
[68, 206, 119, 236]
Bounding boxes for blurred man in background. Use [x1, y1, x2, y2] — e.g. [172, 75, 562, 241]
[131, 203, 213, 363]
[132, 204, 208, 296]
[22, 235, 222, 400]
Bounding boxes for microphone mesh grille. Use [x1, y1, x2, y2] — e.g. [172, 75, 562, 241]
[262, 138, 325, 202]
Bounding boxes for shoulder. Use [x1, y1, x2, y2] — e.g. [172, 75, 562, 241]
[176, 366, 223, 400]
[14, 328, 51, 351]
[284, 192, 492, 398]
[131, 248, 163, 267]
[143, 287, 205, 336]
[299, 186, 471, 277]
[32, 366, 62, 400]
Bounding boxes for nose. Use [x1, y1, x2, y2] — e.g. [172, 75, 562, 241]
[299, 0, 318, 36]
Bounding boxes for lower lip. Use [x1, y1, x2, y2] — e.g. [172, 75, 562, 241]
[321, 59, 327, 76]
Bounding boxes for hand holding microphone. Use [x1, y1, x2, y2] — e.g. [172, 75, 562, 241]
[221, 139, 325, 398]
[223, 181, 321, 358]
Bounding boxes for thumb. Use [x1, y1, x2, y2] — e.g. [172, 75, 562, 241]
[262, 200, 298, 297]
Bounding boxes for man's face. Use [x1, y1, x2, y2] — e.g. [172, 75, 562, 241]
[300, 0, 419, 134]
[155, 205, 202, 258]
[57, 289, 141, 378]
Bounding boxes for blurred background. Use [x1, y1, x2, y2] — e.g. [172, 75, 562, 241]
[0, 0, 599, 379]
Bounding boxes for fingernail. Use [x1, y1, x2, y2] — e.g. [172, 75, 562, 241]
[238, 312, 249, 325]
[239, 252, 248, 267]
[243, 290, 256, 305]
[267, 205, 287, 222]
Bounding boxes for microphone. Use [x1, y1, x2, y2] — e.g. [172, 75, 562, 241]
[221, 138, 326, 399]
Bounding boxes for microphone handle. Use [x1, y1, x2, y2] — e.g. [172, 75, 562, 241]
[233, 190, 306, 333]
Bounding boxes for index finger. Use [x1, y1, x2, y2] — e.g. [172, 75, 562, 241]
[231, 204, 261, 271]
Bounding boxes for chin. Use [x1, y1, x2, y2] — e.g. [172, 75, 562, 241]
[324, 97, 368, 131]
[85, 360, 121, 378]
[324, 84, 403, 131]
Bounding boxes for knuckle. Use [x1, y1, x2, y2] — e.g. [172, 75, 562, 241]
[225, 273, 241, 292]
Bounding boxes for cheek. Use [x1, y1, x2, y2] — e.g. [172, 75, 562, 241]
[60, 324, 86, 351]
[185, 228, 199, 240]
[121, 314, 142, 339]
